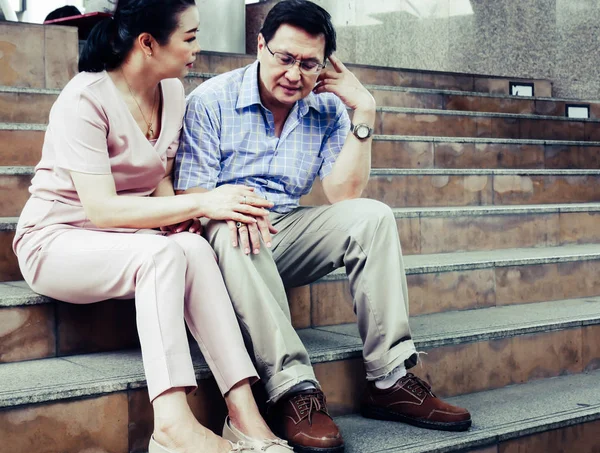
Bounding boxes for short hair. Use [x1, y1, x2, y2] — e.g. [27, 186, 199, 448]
[79, 0, 196, 72]
[260, 0, 336, 59]
[44, 5, 82, 22]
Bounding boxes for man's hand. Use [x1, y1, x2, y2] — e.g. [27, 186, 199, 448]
[160, 218, 202, 235]
[313, 54, 376, 112]
[227, 216, 279, 255]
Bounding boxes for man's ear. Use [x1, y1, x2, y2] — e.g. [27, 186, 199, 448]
[257, 33, 265, 58]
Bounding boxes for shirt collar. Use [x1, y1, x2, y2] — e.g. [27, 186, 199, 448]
[236, 60, 320, 117]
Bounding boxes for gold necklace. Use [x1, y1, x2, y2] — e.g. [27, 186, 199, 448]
[120, 68, 159, 139]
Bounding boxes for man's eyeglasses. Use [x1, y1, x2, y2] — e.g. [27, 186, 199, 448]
[265, 42, 326, 75]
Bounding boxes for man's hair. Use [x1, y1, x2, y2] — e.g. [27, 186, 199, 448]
[44, 5, 82, 22]
[260, 0, 336, 59]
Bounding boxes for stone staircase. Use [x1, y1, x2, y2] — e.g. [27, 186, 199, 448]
[0, 22, 599, 453]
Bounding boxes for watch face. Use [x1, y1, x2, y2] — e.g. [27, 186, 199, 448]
[356, 124, 370, 139]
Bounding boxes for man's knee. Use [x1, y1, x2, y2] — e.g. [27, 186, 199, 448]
[343, 198, 395, 228]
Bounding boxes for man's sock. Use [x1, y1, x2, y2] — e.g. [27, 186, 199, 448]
[287, 381, 317, 395]
[374, 365, 407, 389]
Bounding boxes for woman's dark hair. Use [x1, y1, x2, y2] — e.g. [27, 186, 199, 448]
[79, 0, 196, 72]
[259, 0, 336, 59]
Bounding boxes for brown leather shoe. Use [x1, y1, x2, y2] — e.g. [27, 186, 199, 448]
[361, 373, 472, 432]
[268, 389, 344, 453]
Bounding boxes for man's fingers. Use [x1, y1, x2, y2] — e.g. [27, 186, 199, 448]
[227, 220, 238, 247]
[257, 217, 272, 247]
[238, 224, 251, 255]
[248, 223, 261, 254]
[328, 54, 346, 72]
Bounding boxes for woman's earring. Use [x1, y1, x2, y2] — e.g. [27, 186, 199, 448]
[148, 53, 153, 57]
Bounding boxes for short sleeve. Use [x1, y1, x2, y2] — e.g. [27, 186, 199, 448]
[318, 101, 351, 180]
[165, 80, 186, 159]
[174, 92, 222, 191]
[52, 87, 111, 174]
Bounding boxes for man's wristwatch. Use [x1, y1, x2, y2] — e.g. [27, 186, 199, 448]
[350, 122, 374, 140]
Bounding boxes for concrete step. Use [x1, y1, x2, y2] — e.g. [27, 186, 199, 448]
[4, 204, 600, 281]
[335, 370, 600, 453]
[0, 87, 59, 124]
[0, 298, 597, 452]
[376, 107, 600, 141]
[7, 119, 600, 171]
[368, 85, 600, 118]
[303, 168, 600, 208]
[372, 136, 600, 170]
[189, 52, 553, 95]
[5, 243, 600, 361]
[5, 167, 600, 216]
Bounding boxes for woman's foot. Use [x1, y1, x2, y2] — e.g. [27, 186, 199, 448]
[153, 415, 232, 453]
[223, 416, 292, 452]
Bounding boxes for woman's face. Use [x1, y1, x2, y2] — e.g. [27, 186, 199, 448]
[154, 6, 201, 78]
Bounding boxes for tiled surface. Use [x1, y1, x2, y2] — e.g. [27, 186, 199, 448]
[57, 300, 139, 355]
[0, 23, 45, 88]
[419, 213, 559, 253]
[43, 26, 78, 90]
[314, 358, 365, 416]
[0, 393, 129, 453]
[492, 175, 600, 205]
[370, 140, 434, 169]
[498, 419, 600, 453]
[0, 304, 55, 362]
[0, 230, 21, 281]
[0, 173, 32, 217]
[407, 268, 496, 315]
[559, 211, 600, 244]
[0, 129, 45, 166]
[287, 285, 311, 329]
[582, 324, 600, 372]
[432, 142, 545, 169]
[310, 280, 355, 327]
[0, 92, 56, 124]
[495, 260, 600, 305]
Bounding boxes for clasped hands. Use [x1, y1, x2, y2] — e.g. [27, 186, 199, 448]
[162, 185, 276, 254]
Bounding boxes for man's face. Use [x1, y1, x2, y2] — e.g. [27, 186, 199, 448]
[257, 24, 326, 112]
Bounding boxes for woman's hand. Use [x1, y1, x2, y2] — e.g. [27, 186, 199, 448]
[194, 185, 273, 223]
[160, 218, 202, 235]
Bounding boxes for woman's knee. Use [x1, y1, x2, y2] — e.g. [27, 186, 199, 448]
[168, 232, 217, 262]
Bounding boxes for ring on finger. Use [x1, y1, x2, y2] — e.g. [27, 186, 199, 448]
[236, 222, 244, 229]
[242, 195, 247, 205]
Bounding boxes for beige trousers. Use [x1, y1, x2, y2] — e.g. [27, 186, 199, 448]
[203, 198, 417, 402]
[15, 228, 258, 401]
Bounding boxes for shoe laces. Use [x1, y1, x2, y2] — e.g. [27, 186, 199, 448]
[257, 438, 293, 451]
[292, 390, 329, 426]
[230, 441, 255, 452]
[401, 373, 435, 398]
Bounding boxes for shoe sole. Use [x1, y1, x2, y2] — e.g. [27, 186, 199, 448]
[288, 442, 345, 453]
[361, 405, 472, 432]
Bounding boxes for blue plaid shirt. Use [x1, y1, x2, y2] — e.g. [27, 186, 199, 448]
[174, 60, 351, 213]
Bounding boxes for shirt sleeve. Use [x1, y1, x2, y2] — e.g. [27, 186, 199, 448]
[52, 88, 111, 174]
[318, 99, 351, 180]
[173, 91, 222, 191]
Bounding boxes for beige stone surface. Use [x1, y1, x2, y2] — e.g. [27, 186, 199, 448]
[0, 304, 55, 363]
[0, 393, 129, 453]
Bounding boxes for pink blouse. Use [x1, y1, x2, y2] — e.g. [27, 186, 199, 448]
[14, 71, 186, 251]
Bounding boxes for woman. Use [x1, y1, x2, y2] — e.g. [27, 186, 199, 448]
[13, 1, 291, 452]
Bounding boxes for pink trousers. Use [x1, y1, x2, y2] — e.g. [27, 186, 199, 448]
[15, 227, 258, 401]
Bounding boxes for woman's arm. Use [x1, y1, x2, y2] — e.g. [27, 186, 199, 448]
[70, 170, 272, 229]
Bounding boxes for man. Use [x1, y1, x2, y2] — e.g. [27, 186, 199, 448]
[175, 1, 471, 451]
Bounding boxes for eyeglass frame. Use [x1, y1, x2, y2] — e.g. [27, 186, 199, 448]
[264, 42, 327, 75]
